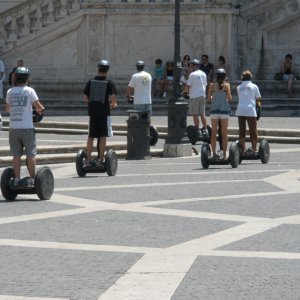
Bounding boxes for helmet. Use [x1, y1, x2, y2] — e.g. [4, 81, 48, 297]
[15, 67, 30, 82]
[136, 61, 145, 71]
[215, 68, 226, 78]
[98, 59, 110, 73]
[32, 110, 44, 123]
[190, 59, 200, 66]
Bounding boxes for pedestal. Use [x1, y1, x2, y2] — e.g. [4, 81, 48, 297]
[164, 101, 192, 157]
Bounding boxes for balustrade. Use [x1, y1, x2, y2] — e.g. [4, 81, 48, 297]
[0, 0, 82, 49]
[0, 0, 238, 50]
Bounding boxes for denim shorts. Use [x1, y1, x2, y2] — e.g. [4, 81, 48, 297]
[132, 104, 152, 119]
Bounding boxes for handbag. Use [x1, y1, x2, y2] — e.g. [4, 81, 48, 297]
[256, 98, 262, 121]
[274, 72, 283, 80]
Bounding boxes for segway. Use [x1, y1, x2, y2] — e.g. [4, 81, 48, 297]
[236, 139, 270, 164]
[200, 141, 240, 169]
[76, 148, 118, 177]
[187, 125, 211, 145]
[187, 119, 225, 146]
[1, 166, 54, 201]
[127, 95, 159, 146]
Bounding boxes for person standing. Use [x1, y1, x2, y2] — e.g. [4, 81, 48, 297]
[161, 61, 174, 99]
[126, 60, 152, 118]
[200, 54, 214, 83]
[236, 70, 262, 155]
[5, 67, 45, 187]
[9, 59, 24, 86]
[184, 58, 209, 135]
[207, 68, 232, 159]
[0, 58, 5, 100]
[83, 59, 117, 168]
[152, 58, 164, 97]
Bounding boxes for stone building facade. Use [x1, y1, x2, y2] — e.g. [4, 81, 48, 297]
[0, 0, 299, 82]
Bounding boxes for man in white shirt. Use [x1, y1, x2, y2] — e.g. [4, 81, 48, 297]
[184, 59, 208, 135]
[5, 67, 44, 187]
[126, 61, 152, 118]
[236, 70, 262, 154]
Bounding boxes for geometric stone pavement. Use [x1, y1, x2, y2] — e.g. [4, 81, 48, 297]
[0, 146, 299, 300]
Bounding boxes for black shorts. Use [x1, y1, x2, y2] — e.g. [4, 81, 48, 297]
[88, 115, 113, 138]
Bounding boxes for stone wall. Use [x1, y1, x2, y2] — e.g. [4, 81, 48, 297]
[0, 0, 299, 82]
[235, 0, 300, 79]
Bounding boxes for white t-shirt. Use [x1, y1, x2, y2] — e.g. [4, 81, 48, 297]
[6, 86, 39, 129]
[128, 71, 152, 105]
[187, 69, 207, 99]
[236, 81, 261, 117]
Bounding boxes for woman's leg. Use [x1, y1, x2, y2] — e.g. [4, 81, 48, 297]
[210, 118, 218, 156]
[220, 118, 229, 158]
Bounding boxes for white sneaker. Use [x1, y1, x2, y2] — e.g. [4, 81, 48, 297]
[23, 177, 35, 187]
[13, 178, 20, 187]
[96, 160, 105, 169]
[83, 160, 92, 167]
[217, 150, 223, 158]
[202, 128, 209, 137]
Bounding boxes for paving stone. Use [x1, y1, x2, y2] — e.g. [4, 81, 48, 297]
[172, 256, 300, 300]
[219, 224, 300, 253]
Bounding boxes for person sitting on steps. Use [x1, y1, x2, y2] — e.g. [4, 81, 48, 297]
[281, 53, 296, 98]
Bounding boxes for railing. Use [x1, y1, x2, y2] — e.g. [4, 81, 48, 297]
[0, 0, 81, 50]
[0, 0, 247, 51]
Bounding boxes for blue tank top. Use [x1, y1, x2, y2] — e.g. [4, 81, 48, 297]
[210, 87, 231, 115]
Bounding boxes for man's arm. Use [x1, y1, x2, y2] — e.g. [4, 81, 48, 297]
[33, 100, 45, 113]
[126, 86, 133, 98]
[83, 94, 89, 102]
[5, 102, 10, 112]
[110, 94, 117, 108]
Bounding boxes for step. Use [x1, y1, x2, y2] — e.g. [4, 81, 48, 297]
[0, 149, 164, 168]
[2, 121, 300, 138]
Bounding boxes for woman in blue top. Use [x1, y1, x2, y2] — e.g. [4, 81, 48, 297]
[207, 69, 232, 159]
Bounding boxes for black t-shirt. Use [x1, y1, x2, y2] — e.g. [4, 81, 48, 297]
[200, 63, 214, 76]
[83, 76, 117, 117]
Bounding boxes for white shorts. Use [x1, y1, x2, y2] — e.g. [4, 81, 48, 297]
[210, 114, 230, 120]
[283, 74, 296, 81]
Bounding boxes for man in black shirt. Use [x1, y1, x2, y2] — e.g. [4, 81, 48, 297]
[200, 54, 214, 83]
[83, 59, 117, 168]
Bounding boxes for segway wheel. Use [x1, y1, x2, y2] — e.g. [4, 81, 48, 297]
[76, 150, 87, 177]
[229, 141, 240, 168]
[259, 139, 270, 164]
[150, 125, 159, 146]
[105, 149, 118, 176]
[1, 167, 17, 201]
[187, 125, 198, 145]
[201, 143, 211, 169]
[35, 166, 54, 200]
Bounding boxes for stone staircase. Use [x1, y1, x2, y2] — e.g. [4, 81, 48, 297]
[1, 119, 300, 167]
[2, 79, 299, 117]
